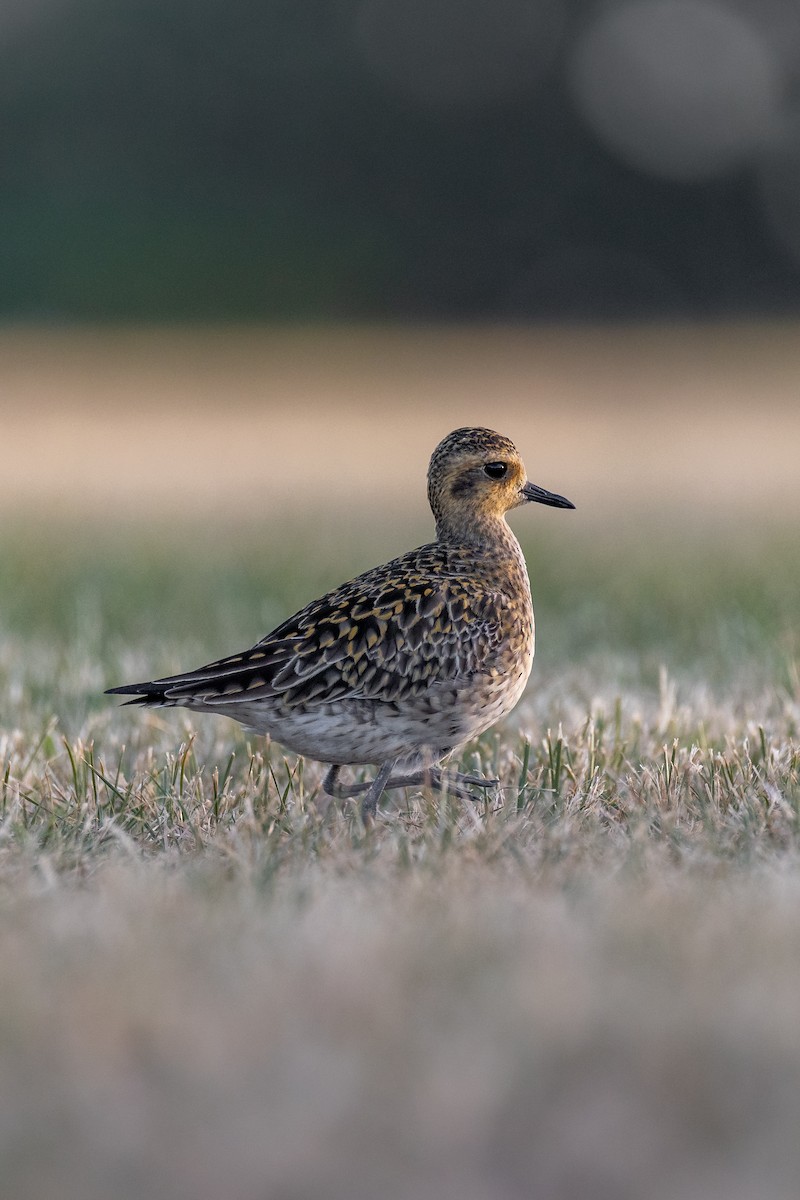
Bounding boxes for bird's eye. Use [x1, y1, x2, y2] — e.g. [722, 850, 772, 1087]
[483, 461, 508, 480]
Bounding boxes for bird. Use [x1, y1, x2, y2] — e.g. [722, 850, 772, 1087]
[107, 427, 574, 821]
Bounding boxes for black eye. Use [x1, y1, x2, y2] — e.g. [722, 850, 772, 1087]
[483, 461, 508, 480]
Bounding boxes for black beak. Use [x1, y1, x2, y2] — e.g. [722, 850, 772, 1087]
[520, 481, 575, 510]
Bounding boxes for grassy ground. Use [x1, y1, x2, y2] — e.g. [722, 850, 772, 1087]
[1, 508, 798, 1199]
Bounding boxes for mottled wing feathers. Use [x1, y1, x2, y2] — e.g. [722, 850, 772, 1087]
[109, 543, 509, 710]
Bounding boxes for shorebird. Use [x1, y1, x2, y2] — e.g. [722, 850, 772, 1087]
[107, 427, 574, 820]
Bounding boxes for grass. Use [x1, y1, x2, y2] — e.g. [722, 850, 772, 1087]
[0, 512, 799, 1199]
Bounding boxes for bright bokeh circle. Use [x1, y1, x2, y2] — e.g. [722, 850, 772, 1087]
[569, 0, 779, 180]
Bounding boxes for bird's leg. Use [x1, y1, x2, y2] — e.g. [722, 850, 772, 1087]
[377, 766, 499, 802]
[323, 762, 499, 806]
[322, 761, 402, 820]
[322, 763, 427, 803]
[360, 758, 399, 823]
[322, 764, 372, 799]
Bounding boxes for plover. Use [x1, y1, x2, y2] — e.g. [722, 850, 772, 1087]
[107, 427, 574, 820]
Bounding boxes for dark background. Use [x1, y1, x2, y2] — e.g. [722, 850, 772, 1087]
[2, 0, 800, 321]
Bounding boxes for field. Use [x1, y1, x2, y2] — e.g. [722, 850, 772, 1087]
[1, 324, 799, 1199]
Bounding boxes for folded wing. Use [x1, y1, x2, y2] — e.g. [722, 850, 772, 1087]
[107, 548, 507, 710]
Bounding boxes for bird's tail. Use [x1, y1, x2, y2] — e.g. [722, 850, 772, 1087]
[105, 681, 178, 707]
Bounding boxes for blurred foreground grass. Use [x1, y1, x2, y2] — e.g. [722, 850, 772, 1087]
[0, 513, 799, 1200]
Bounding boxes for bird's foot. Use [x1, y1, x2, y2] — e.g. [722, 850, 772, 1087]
[394, 767, 500, 803]
[322, 763, 500, 821]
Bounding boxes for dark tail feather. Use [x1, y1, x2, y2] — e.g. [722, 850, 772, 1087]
[105, 681, 171, 706]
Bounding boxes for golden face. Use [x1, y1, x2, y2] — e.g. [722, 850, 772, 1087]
[440, 449, 528, 516]
[428, 427, 575, 527]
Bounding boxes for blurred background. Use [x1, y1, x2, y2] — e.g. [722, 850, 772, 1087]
[2, 0, 800, 321]
[1, 0, 799, 528]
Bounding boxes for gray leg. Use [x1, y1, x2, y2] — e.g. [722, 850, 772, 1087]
[360, 758, 398, 823]
[323, 764, 372, 799]
[385, 767, 499, 803]
[322, 764, 339, 795]
[323, 762, 499, 806]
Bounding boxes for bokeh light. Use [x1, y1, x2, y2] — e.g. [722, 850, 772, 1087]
[569, 0, 779, 180]
[354, 0, 565, 106]
[0, 0, 66, 42]
[1, 0, 800, 317]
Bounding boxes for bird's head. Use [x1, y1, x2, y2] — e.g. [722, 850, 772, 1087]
[427, 427, 574, 541]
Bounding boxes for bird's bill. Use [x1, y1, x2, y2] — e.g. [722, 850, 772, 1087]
[521, 480, 575, 510]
